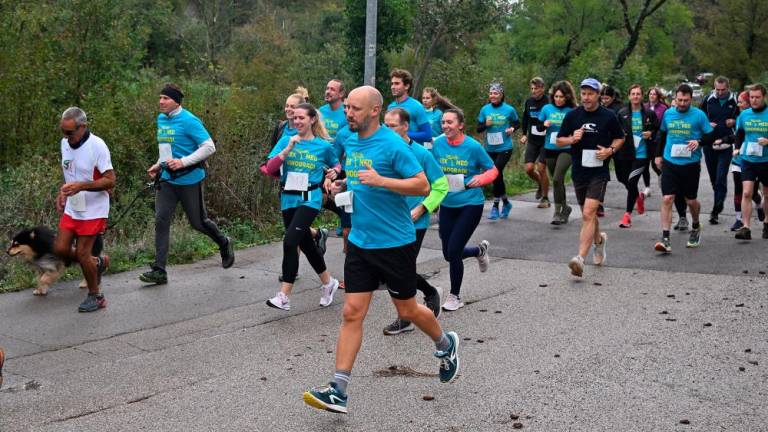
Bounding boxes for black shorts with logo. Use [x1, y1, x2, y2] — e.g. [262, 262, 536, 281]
[344, 241, 417, 300]
[573, 176, 608, 206]
[661, 161, 700, 199]
[524, 136, 546, 164]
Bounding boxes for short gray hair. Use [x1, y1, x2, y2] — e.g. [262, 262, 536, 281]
[61, 107, 88, 126]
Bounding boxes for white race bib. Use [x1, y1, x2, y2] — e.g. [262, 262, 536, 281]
[633, 135, 642, 148]
[446, 174, 466, 192]
[284, 172, 309, 191]
[159, 143, 173, 162]
[746, 141, 763, 157]
[549, 133, 558, 145]
[334, 191, 354, 213]
[423, 141, 433, 150]
[487, 132, 504, 146]
[581, 150, 602, 168]
[671, 144, 692, 158]
[68, 192, 87, 212]
[531, 125, 546, 136]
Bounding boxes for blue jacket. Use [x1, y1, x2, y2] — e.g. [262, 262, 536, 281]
[699, 92, 739, 140]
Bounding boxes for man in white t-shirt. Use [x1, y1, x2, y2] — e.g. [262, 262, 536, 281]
[52, 107, 116, 313]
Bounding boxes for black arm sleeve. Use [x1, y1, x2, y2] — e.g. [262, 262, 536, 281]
[521, 102, 530, 133]
[735, 128, 746, 149]
[477, 122, 488, 133]
[511, 119, 521, 130]
[700, 131, 716, 147]
[657, 130, 668, 157]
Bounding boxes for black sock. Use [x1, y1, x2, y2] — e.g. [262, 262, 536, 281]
[663, 230, 670, 239]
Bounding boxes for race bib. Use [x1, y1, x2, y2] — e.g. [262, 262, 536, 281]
[671, 144, 692, 158]
[531, 125, 546, 136]
[729, 163, 741, 173]
[334, 191, 354, 213]
[549, 133, 558, 145]
[581, 150, 602, 168]
[423, 141, 433, 150]
[487, 132, 504, 146]
[746, 141, 763, 157]
[446, 174, 466, 192]
[159, 143, 173, 162]
[284, 171, 309, 191]
[633, 135, 642, 148]
[68, 192, 87, 212]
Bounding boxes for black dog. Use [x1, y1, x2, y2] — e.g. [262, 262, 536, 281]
[6, 226, 103, 295]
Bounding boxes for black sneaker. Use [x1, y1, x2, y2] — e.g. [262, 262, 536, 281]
[686, 229, 702, 248]
[315, 229, 329, 256]
[674, 217, 689, 232]
[709, 213, 719, 225]
[383, 319, 414, 335]
[220, 236, 235, 269]
[758, 208, 766, 222]
[139, 267, 168, 285]
[735, 227, 752, 240]
[424, 286, 442, 318]
[78, 293, 106, 313]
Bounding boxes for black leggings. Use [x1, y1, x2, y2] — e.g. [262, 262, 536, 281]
[281, 206, 327, 284]
[615, 159, 646, 213]
[438, 205, 483, 297]
[642, 157, 661, 188]
[488, 150, 512, 199]
[733, 172, 762, 211]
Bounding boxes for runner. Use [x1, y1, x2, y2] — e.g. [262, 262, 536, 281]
[53, 107, 114, 312]
[262, 103, 341, 309]
[381, 108, 447, 335]
[643, 86, 668, 196]
[600, 85, 624, 115]
[616, 85, 659, 228]
[521, 77, 551, 208]
[388, 69, 433, 144]
[303, 86, 460, 415]
[727, 91, 764, 231]
[477, 82, 520, 220]
[556, 78, 625, 277]
[539, 80, 577, 225]
[269, 88, 309, 146]
[432, 109, 497, 310]
[140, 83, 234, 285]
[700, 76, 739, 225]
[422, 87, 456, 140]
[733, 84, 768, 240]
[319, 79, 348, 139]
[653, 84, 715, 253]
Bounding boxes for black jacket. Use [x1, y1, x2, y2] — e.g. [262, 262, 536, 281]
[616, 105, 659, 160]
[522, 95, 549, 140]
[699, 92, 739, 140]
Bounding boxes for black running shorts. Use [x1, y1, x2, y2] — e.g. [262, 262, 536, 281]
[573, 176, 608, 206]
[344, 242, 417, 300]
[661, 161, 700, 199]
[741, 160, 768, 185]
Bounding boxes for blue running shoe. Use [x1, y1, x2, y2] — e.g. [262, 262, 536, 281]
[303, 382, 348, 414]
[500, 201, 512, 219]
[434, 331, 460, 383]
[488, 207, 500, 220]
[730, 219, 744, 231]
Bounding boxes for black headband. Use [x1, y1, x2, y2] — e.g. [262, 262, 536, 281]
[160, 86, 184, 104]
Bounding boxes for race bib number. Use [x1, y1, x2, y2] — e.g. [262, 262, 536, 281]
[746, 141, 763, 157]
[446, 174, 466, 192]
[549, 133, 558, 145]
[68, 192, 87, 212]
[581, 150, 602, 168]
[284, 172, 309, 191]
[487, 132, 504, 146]
[159, 143, 173, 162]
[671, 144, 692, 158]
[334, 191, 354, 213]
[633, 135, 642, 149]
[531, 125, 546, 136]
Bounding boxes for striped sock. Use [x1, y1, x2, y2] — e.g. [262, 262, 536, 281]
[333, 370, 351, 394]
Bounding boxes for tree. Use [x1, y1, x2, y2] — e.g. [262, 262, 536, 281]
[612, 0, 671, 75]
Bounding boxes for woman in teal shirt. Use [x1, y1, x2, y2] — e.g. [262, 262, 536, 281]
[422, 87, 456, 139]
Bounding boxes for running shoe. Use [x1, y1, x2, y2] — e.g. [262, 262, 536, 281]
[537, 197, 551, 208]
[763, 224, 768, 239]
[220, 236, 235, 268]
[643, 187, 652, 198]
[500, 201, 513, 219]
[593, 232, 607, 265]
[686, 229, 702, 248]
[709, 212, 719, 225]
[654, 238, 672, 253]
[551, 211, 562, 225]
[488, 206, 500, 220]
[758, 208, 766, 222]
[315, 229, 329, 256]
[303, 382, 348, 414]
[735, 227, 752, 240]
[434, 331, 460, 383]
[731, 219, 744, 231]
[477, 240, 490, 272]
[266, 292, 290, 311]
[383, 319, 415, 335]
[139, 267, 167, 285]
[78, 293, 106, 313]
[561, 205, 572, 224]
[636, 192, 646, 215]
[535, 185, 542, 200]
[96, 255, 110, 286]
[319, 278, 339, 307]
[596, 205, 605, 218]
[0, 346, 5, 389]
[674, 217, 689, 232]
[568, 255, 584, 277]
[424, 286, 442, 318]
[619, 212, 632, 228]
[442, 294, 464, 311]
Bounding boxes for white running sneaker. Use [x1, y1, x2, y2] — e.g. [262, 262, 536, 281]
[319, 278, 339, 307]
[643, 187, 652, 198]
[593, 232, 607, 265]
[442, 294, 464, 311]
[477, 240, 490, 272]
[568, 255, 585, 277]
[266, 292, 290, 311]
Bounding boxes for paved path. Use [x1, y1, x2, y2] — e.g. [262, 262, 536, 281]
[1, 170, 766, 431]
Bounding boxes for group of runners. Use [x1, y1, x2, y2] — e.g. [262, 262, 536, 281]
[9, 69, 766, 413]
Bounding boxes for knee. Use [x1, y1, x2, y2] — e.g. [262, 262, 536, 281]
[342, 302, 366, 324]
[582, 206, 596, 220]
[662, 195, 675, 205]
[396, 301, 420, 321]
